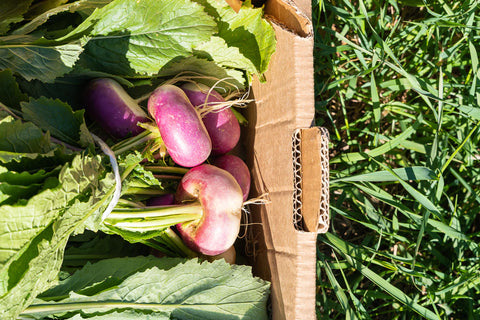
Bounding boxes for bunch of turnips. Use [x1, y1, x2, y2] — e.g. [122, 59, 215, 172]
[84, 77, 252, 258]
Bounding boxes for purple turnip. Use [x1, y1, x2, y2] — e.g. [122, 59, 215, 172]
[146, 194, 175, 206]
[213, 154, 251, 201]
[175, 164, 243, 256]
[181, 82, 240, 155]
[84, 78, 149, 138]
[148, 84, 212, 167]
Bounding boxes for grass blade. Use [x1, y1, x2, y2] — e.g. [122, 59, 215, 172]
[333, 166, 436, 183]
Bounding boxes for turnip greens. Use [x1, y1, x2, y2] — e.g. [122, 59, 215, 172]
[0, 0, 275, 319]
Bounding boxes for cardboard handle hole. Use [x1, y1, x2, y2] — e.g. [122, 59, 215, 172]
[292, 127, 330, 233]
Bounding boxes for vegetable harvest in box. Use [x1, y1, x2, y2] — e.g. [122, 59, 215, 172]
[0, 0, 276, 319]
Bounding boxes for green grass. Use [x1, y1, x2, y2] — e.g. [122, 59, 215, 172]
[313, 0, 480, 318]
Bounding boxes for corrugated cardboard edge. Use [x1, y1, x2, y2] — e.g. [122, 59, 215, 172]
[293, 127, 330, 233]
[243, 4, 323, 317]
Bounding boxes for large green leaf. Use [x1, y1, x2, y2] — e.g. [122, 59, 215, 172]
[0, 165, 61, 205]
[67, 0, 217, 76]
[0, 166, 59, 186]
[24, 257, 270, 320]
[39, 256, 184, 300]
[0, 116, 70, 169]
[0, 179, 44, 205]
[195, 0, 276, 78]
[0, 155, 116, 320]
[66, 310, 170, 319]
[0, 43, 83, 82]
[194, 36, 257, 76]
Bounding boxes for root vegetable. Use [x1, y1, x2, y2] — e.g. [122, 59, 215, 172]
[175, 164, 243, 256]
[181, 82, 240, 155]
[213, 154, 251, 201]
[148, 84, 212, 167]
[84, 78, 148, 138]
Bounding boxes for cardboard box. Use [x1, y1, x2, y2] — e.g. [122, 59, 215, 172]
[227, 1, 330, 319]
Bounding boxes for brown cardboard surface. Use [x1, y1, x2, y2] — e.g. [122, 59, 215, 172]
[243, 5, 323, 318]
[291, 0, 313, 19]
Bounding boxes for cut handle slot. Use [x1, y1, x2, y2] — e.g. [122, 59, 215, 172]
[292, 127, 329, 233]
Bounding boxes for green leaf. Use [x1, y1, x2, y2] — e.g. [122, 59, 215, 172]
[196, 0, 276, 78]
[0, 179, 44, 205]
[194, 36, 257, 76]
[118, 152, 166, 190]
[158, 56, 246, 90]
[20, 0, 69, 24]
[0, 146, 74, 174]
[0, 166, 59, 186]
[24, 257, 270, 320]
[40, 256, 184, 300]
[66, 310, 171, 319]
[458, 105, 480, 121]
[0, 69, 28, 110]
[21, 97, 87, 146]
[370, 73, 380, 123]
[0, 165, 61, 205]
[0, 116, 52, 154]
[11, 0, 111, 36]
[0, 155, 116, 319]
[0, 0, 33, 35]
[0, 116, 73, 170]
[0, 43, 83, 83]
[63, 233, 150, 267]
[69, 0, 217, 77]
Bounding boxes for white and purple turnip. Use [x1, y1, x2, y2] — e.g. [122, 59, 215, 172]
[106, 164, 243, 256]
[148, 84, 212, 167]
[175, 164, 243, 256]
[84, 78, 149, 138]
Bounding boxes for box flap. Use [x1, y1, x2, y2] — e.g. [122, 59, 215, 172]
[226, 0, 312, 36]
[264, 0, 312, 37]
